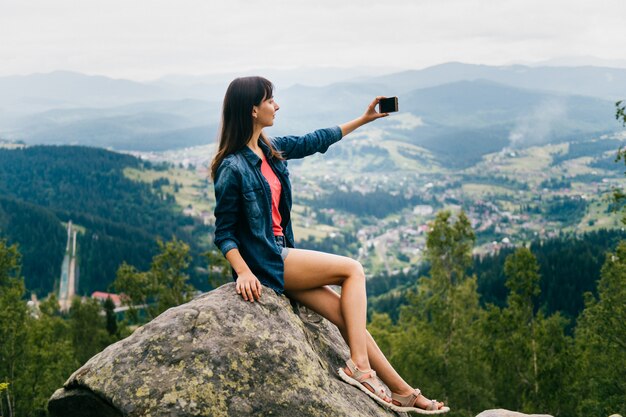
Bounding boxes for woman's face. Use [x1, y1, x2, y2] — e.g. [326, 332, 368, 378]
[253, 96, 280, 128]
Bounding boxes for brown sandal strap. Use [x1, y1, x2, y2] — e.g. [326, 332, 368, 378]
[345, 359, 388, 400]
[391, 388, 422, 407]
[428, 400, 438, 410]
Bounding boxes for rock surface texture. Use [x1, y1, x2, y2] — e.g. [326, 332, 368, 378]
[475, 410, 553, 417]
[48, 283, 404, 417]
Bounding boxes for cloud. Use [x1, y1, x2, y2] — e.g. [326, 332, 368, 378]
[1, 0, 625, 79]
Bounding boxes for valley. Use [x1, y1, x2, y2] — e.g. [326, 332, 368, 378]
[129, 127, 626, 277]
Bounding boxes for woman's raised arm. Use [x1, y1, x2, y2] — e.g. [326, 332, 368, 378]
[271, 96, 390, 160]
[339, 96, 389, 137]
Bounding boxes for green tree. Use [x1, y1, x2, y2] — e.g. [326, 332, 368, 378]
[616, 100, 626, 126]
[0, 382, 8, 417]
[69, 297, 112, 365]
[114, 238, 195, 322]
[15, 295, 76, 416]
[481, 247, 574, 416]
[113, 262, 150, 323]
[205, 248, 231, 289]
[370, 211, 492, 417]
[574, 242, 626, 416]
[612, 100, 626, 220]
[104, 296, 118, 336]
[0, 240, 27, 417]
[0, 242, 79, 417]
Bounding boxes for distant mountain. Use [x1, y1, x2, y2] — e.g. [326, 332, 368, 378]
[7, 99, 220, 150]
[273, 79, 617, 167]
[531, 56, 626, 69]
[399, 79, 614, 131]
[0, 71, 169, 107]
[364, 62, 626, 100]
[1, 64, 623, 156]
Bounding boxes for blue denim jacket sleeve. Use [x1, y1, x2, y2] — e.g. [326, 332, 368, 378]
[213, 161, 241, 256]
[271, 126, 343, 160]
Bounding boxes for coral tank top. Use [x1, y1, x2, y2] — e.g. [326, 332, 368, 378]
[260, 153, 283, 236]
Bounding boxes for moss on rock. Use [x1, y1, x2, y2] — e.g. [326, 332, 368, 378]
[48, 283, 402, 417]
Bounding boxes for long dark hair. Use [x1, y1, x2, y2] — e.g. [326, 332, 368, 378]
[210, 76, 284, 180]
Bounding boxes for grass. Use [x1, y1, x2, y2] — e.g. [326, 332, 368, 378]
[470, 143, 567, 179]
[124, 167, 215, 214]
[380, 140, 443, 174]
[462, 183, 516, 197]
[292, 225, 331, 241]
[573, 194, 623, 233]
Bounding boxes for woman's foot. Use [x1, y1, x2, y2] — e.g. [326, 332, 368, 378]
[343, 365, 392, 403]
[337, 359, 391, 405]
[390, 388, 448, 413]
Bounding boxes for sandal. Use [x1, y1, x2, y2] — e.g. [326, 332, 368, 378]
[388, 388, 450, 414]
[337, 359, 391, 407]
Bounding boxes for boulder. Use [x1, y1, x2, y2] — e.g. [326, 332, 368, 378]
[475, 410, 553, 417]
[48, 283, 403, 417]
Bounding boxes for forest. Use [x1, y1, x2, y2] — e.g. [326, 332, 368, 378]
[1, 212, 625, 416]
[0, 146, 213, 295]
[304, 188, 434, 218]
[1, 117, 626, 415]
[367, 212, 624, 417]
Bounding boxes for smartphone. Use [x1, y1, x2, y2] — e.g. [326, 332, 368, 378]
[378, 97, 399, 113]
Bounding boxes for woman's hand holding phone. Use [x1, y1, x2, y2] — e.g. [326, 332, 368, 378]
[339, 96, 399, 139]
[362, 96, 391, 123]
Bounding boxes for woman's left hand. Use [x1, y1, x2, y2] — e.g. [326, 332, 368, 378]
[339, 96, 391, 137]
[361, 96, 390, 124]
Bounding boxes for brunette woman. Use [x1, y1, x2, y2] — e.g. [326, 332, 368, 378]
[211, 76, 448, 414]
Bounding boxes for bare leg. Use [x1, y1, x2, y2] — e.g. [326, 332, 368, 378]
[283, 249, 444, 410]
[283, 249, 369, 370]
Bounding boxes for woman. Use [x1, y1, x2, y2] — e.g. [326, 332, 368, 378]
[211, 76, 449, 414]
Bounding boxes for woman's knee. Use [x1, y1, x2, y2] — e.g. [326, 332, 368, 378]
[344, 258, 365, 283]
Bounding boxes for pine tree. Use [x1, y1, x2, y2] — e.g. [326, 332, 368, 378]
[616, 100, 626, 126]
[481, 247, 574, 416]
[150, 238, 194, 314]
[69, 297, 112, 365]
[104, 296, 118, 336]
[0, 240, 27, 417]
[370, 211, 493, 417]
[574, 241, 626, 416]
[114, 238, 195, 323]
[15, 295, 76, 416]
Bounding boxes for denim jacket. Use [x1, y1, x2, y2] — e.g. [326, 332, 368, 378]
[213, 126, 343, 294]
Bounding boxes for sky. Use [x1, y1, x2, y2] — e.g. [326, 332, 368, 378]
[2, 0, 626, 81]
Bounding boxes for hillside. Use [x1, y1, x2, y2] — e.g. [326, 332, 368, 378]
[366, 228, 626, 325]
[0, 146, 212, 295]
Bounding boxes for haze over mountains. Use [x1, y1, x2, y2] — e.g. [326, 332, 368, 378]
[1, 62, 624, 160]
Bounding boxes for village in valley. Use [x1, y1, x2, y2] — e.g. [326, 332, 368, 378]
[123, 128, 626, 277]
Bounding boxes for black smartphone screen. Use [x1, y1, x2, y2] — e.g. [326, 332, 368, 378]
[379, 97, 398, 113]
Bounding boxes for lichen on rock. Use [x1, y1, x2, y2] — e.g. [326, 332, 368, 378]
[48, 283, 403, 417]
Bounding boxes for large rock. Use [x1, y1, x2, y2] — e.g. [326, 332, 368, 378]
[475, 410, 553, 417]
[48, 283, 403, 417]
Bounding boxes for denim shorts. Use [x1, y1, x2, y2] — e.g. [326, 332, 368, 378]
[274, 235, 290, 261]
